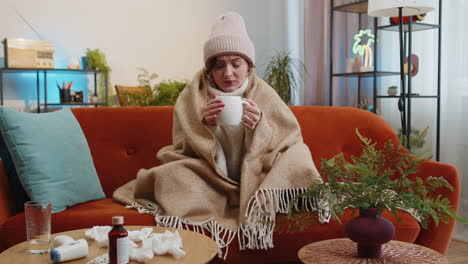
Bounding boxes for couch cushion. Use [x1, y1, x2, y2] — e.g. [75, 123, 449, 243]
[0, 107, 105, 213]
[0, 198, 155, 250]
[70, 107, 173, 197]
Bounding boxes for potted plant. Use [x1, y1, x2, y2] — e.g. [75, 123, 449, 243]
[124, 67, 187, 106]
[289, 129, 468, 258]
[153, 80, 187, 106]
[90, 92, 99, 104]
[387, 85, 398, 96]
[263, 52, 305, 105]
[137, 67, 159, 88]
[85, 48, 111, 104]
[398, 126, 432, 159]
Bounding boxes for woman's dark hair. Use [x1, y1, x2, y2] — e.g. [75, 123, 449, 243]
[204, 55, 254, 76]
[203, 55, 254, 88]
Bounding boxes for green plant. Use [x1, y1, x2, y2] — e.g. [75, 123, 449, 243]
[137, 67, 159, 88]
[154, 80, 187, 106]
[263, 52, 305, 105]
[125, 68, 187, 106]
[398, 126, 432, 159]
[388, 85, 398, 89]
[289, 129, 468, 230]
[85, 48, 111, 103]
[122, 88, 156, 107]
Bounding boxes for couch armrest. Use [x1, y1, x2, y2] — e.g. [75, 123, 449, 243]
[412, 160, 460, 254]
[0, 160, 17, 226]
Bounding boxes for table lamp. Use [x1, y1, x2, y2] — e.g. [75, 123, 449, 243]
[368, 0, 435, 148]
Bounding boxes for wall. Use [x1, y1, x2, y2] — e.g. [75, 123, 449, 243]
[0, 0, 294, 109]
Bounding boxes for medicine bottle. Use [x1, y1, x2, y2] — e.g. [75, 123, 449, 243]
[108, 216, 129, 264]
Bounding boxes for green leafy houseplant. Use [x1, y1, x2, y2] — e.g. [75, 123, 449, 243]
[154, 80, 187, 106]
[137, 67, 159, 88]
[398, 126, 432, 159]
[263, 52, 305, 105]
[387, 85, 398, 96]
[289, 129, 468, 230]
[125, 68, 187, 106]
[85, 48, 111, 104]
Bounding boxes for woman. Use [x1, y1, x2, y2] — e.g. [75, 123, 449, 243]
[114, 12, 326, 259]
[202, 53, 261, 182]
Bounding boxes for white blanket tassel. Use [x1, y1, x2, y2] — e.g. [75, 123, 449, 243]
[128, 188, 328, 260]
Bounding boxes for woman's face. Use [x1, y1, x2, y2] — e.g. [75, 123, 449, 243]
[211, 55, 249, 93]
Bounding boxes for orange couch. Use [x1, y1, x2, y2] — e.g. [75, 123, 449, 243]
[0, 106, 459, 263]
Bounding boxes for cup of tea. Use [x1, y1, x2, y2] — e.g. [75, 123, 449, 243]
[217, 96, 249, 126]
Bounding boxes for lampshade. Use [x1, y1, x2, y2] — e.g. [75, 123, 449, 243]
[368, 0, 435, 17]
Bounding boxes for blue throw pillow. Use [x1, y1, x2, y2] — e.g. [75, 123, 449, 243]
[0, 107, 105, 213]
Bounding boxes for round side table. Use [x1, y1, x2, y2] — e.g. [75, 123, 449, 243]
[0, 226, 218, 264]
[298, 238, 447, 264]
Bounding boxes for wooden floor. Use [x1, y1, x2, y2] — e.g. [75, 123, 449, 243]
[447, 240, 468, 264]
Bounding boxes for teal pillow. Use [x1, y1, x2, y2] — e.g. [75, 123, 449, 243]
[0, 107, 105, 213]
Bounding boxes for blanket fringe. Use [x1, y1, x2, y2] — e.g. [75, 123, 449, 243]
[155, 215, 236, 259]
[126, 202, 161, 215]
[127, 188, 329, 260]
[240, 188, 330, 251]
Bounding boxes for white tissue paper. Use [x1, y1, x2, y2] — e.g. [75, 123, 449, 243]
[129, 238, 154, 263]
[128, 227, 153, 242]
[85, 226, 112, 248]
[84, 227, 185, 263]
[151, 230, 186, 259]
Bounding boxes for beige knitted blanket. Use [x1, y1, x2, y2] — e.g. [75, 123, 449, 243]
[113, 70, 327, 258]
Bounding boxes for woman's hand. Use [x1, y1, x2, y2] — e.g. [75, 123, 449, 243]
[242, 98, 262, 129]
[202, 93, 224, 126]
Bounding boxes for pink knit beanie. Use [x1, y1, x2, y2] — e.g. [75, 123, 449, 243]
[203, 12, 255, 67]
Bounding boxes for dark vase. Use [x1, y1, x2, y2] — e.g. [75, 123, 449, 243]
[345, 208, 395, 258]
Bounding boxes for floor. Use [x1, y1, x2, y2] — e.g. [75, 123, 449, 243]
[447, 240, 468, 264]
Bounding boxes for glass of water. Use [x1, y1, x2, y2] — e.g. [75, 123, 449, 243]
[24, 200, 51, 255]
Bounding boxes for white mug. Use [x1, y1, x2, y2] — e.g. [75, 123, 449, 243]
[217, 96, 249, 126]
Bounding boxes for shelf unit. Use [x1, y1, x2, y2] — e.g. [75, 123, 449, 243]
[329, 0, 441, 160]
[0, 67, 108, 112]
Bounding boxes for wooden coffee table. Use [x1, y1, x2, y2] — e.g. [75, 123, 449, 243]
[298, 238, 448, 264]
[0, 226, 218, 264]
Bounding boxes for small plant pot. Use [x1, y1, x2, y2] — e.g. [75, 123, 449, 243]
[90, 95, 99, 104]
[387, 88, 398, 96]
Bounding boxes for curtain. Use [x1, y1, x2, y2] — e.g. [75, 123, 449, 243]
[303, 0, 329, 105]
[304, 0, 373, 106]
[440, 0, 468, 242]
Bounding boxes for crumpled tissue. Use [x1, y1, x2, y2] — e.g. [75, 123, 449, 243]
[128, 227, 153, 242]
[85, 227, 185, 263]
[129, 230, 186, 263]
[151, 230, 186, 259]
[129, 237, 154, 263]
[84, 226, 112, 248]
